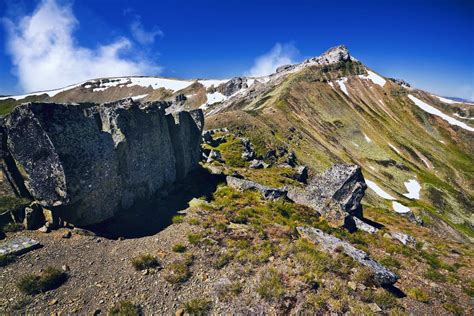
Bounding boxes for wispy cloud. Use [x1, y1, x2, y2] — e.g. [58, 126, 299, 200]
[245, 43, 298, 77]
[130, 17, 163, 45]
[2, 0, 160, 93]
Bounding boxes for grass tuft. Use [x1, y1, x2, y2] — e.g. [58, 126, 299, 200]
[17, 267, 67, 295]
[131, 254, 160, 271]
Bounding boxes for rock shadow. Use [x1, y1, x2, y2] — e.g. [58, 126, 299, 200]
[86, 167, 225, 239]
[383, 284, 406, 298]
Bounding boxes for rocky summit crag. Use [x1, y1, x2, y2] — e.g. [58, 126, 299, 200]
[1, 99, 203, 226]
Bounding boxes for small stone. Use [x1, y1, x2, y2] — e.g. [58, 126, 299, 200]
[368, 303, 382, 313]
[62, 264, 70, 272]
[357, 283, 367, 290]
[175, 308, 184, 316]
[142, 269, 149, 275]
[348, 281, 357, 291]
[62, 231, 72, 239]
[38, 225, 50, 233]
[49, 299, 58, 305]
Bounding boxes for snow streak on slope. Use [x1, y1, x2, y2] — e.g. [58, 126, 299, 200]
[403, 179, 421, 199]
[336, 78, 349, 96]
[366, 180, 396, 200]
[432, 95, 459, 104]
[359, 70, 386, 87]
[408, 95, 474, 132]
[392, 201, 411, 214]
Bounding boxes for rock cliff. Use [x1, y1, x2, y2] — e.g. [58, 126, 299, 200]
[1, 99, 204, 226]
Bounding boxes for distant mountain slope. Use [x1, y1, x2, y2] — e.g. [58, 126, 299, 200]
[1, 45, 473, 240]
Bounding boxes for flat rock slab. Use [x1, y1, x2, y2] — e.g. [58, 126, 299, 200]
[0, 237, 41, 256]
[226, 176, 287, 200]
[297, 226, 398, 286]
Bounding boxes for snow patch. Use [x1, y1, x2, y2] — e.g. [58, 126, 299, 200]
[336, 78, 349, 96]
[408, 95, 474, 132]
[328, 82, 334, 89]
[432, 95, 459, 104]
[388, 143, 401, 155]
[198, 79, 228, 89]
[403, 179, 421, 199]
[128, 77, 193, 91]
[363, 133, 372, 143]
[131, 94, 148, 101]
[359, 70, 386, 87]
[366, 180, 396, 200]
[392, 201, 411, 214]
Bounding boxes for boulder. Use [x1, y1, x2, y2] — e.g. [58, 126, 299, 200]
[226, 176, 287, 200]
[288, 164, 367, 226]
[390, 232, 416, 247]
[207, 149, 223, 163]
[249, 159, 268, 169]
[352, 216, 378, 234]
[294, 165, 308, 183]
[218, 77, 247, 96]
[241, 138, 256, 161]
[297, 227, 398, 286]
[2, 100, 203, 226]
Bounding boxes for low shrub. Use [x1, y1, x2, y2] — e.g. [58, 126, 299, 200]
[407, 288, 430, 303]
[131, 254, 160, 271]
[257, 268, 285, 301]
[172, 215, 185, 224]
[109, 300, 141, 315]
[172, 243, 187, 253]
[183, 298, 212, 315]
[17, 267, 67, 295]
[0, 254, 15, 267]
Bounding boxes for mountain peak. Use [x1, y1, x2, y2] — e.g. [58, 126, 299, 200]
[303, 44, 352, 67]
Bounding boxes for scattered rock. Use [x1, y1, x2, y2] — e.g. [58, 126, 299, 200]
[226, 176, 287, 200]
[294, 165, 308, 183]
[390, 232, 416, 247]
[61, 264, 70, 272]
[38, 225, 50, 233]
[348, 281, 357, 291]
[249, 159, 268, 169]
[288, 164, 367, 227]
[297, 227, 398, 285]
[218, 77, 247, 96]
[207, 149, 223, 163]
[62, 231, 72, 239]
[368, 303, 382, 313]
[241, 138, 257, 161]
[175, 308, 184, 316]
[49, 299, 58, 306]
[353, 217, 378, 234]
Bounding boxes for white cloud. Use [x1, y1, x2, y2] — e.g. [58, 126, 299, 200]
[130, 18, 163, 45]
[246, 43, 298, 77]
[3, 0, 160, 93]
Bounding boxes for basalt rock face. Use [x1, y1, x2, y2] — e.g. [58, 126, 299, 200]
[2, 99, 204, 226]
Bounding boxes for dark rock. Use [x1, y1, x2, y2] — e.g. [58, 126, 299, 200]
[288, 164, 367, 226]
[276, 64, 294, 73]
[218, 77, 247, 96]
[294, 166, 308, 183]
[226, 176, 287, 200]
[23, 204, 45, 230]
[249, 159, 267, 169]
[3, 100, 203, 226]
[207, 149, 223, 163]
[175, 94, 187, 103]
[241, 138, 256, 161]
[297, 227, 398, 286]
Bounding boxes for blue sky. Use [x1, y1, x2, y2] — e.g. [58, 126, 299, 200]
[0, 0, 473, 99]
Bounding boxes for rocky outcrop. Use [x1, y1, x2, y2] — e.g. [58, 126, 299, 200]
[288, 164, 367, 226]
[297, 227, 398, 286]
[217, 77, 247, 96]
[2, 99, 204, 226]
[226, 176, 287, 200]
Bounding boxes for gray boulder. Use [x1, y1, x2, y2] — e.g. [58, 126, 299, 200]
[226, 176, 287, 200]
[249, 159, 268, 169]
[352, 216, 378, 234]
[297, 227, 398, 286]
[2, 100, 203, 226]
[241, 138, 256, 161]
[288, 164, 367, 226]
[390, 232, 416, 247]
[218, 77, 247, 96]
[207, 149, 223, 163]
